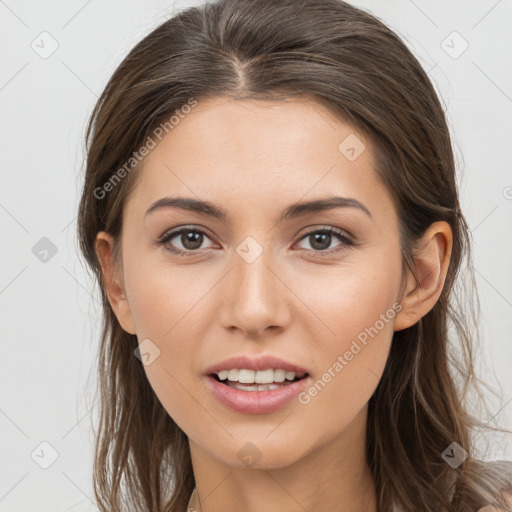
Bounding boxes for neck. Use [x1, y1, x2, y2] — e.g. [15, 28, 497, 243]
[188, 405, 377, 512]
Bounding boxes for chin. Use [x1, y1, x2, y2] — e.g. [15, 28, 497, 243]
[217, 436, 310, 470]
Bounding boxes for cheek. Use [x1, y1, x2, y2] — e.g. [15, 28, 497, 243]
[293, 250, 402, 344]
[124, 261, 219, 430]
[125, 256, 215, 339]
[291, 254, 401, 414]
[293, 303, 395, 451]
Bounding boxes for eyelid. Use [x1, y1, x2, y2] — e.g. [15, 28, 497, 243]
[299, 225, 354, 242]
[154, 225, 217, 252]
[294, 225, 355, 255]
[157, 224, 214, 239]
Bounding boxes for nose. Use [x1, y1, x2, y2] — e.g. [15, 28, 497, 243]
[218, 245, 292, 338]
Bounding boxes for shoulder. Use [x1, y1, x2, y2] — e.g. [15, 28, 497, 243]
[477, 492, 512, 511]
[475, 460, 512, 511]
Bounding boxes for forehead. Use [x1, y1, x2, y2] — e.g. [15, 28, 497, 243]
[125, 95, 395, 224]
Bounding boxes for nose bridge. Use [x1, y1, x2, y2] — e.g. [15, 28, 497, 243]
[221, 235, 290, 334]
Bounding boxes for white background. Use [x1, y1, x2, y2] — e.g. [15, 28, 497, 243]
[0, 0, 511, 510]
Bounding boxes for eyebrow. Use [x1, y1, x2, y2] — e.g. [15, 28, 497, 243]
[145, 195, 373, 222]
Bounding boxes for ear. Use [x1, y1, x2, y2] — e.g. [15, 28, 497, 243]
[95, 231, 137, 335]
[394, 221, 453, 332]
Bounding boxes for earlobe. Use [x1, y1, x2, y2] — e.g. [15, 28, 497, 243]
[95, 231, 137, 335]
[394, 221, 453, 332]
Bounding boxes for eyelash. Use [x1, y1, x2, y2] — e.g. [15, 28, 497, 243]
[153, 225, 355, 258]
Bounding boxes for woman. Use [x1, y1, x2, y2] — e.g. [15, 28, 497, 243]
[77, 0, 512, 510]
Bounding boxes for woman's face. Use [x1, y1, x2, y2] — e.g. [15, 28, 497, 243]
[105, 96, 406, 469]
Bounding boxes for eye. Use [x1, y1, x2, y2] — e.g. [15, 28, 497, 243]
[154, 226, 216, 256]
[295, 227, 354, 254]
[154, 225, 355, 257]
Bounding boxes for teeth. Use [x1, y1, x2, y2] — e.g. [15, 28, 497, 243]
[227, 369, 239, 381]
[215, 368, 305, 384]
[227, 382, 286, 391]
[218, 370, 229, 380]
[272, 369, 286, 382]
[238, 369, 254, 383]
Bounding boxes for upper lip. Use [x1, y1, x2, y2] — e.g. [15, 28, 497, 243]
[204, 355, 310, 376]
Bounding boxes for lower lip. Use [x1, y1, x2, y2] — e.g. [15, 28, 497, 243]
[205, 375, 310, 414]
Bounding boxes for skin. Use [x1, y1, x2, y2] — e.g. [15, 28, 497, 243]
[95, 96, 453, 512]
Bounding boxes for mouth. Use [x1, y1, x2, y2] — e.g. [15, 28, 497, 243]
[209, 370, 310, 392]
[203, 355, 312, 414]
[204, 365, 312, 414]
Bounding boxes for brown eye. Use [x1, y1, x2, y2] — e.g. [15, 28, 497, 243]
[156, 227, 216, 256]
[176, 230, 204, 250]
[296, 227, 354, 254]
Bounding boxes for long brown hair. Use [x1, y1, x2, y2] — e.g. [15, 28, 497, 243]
[76, 0, 512, 510]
